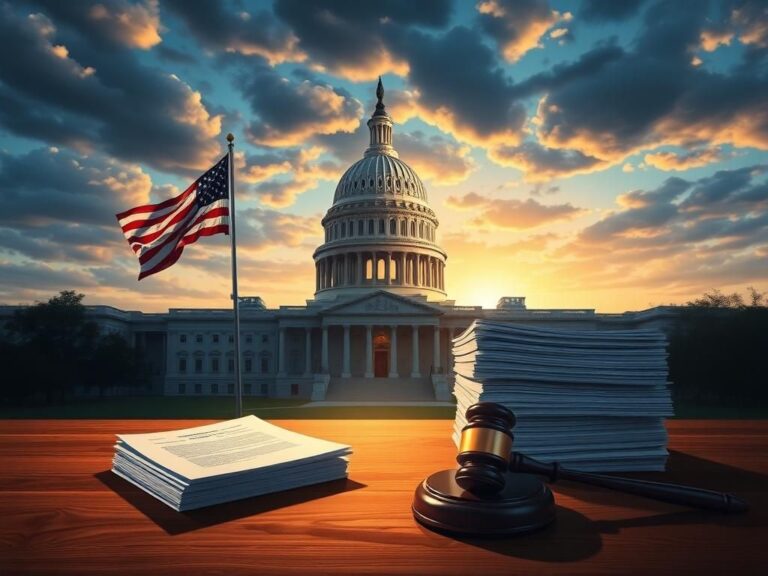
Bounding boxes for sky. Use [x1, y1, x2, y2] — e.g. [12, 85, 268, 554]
[0, 0, 766, 313]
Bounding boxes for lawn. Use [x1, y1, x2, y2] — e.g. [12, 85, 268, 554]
[0, 396, 766, 419]
[0, 396, 456, 419]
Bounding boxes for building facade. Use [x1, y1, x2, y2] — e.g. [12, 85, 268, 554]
[0, 81, 678, 401]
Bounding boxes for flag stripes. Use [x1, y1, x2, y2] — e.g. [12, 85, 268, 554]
[116, 154, 229, 280]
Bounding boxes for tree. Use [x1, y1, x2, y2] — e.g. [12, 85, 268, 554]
[3, 291, 98, 403]
[686, 287, 766, 308]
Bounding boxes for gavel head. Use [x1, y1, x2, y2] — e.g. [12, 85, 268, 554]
[455, 402, 516, 495]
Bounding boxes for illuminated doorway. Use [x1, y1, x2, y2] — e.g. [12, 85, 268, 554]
[373, 330, 389, 378]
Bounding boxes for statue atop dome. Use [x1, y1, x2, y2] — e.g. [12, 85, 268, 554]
[373, 76, 387, 117]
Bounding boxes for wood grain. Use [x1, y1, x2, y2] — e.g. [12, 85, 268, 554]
[1, 419, 766, 575]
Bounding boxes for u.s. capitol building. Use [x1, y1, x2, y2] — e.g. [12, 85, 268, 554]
[0, 81, 675, 401]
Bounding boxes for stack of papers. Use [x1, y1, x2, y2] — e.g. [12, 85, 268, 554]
[112, 416, 351, 511]
[452, 320, 673, 472]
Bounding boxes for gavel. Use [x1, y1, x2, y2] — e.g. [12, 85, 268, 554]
[455, 402, 748, 513]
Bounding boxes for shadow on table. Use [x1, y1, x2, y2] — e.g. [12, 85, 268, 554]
[552, 450, 767, 530]
[434, 450, 766, 563]
[96, 471, 366, 535]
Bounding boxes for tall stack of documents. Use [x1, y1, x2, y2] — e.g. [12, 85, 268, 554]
[452, 320, 673, 472]
[112, 416, 351, 511]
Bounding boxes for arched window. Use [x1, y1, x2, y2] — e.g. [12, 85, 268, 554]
[410, 221, 416, 236]
[401, 220, 407, 235]
[378, 219, 385, 234]
[390, 218, 396, 234]
[365, 257, 373, 280]
[358, 220, 364, 235]
[368, 219, 374, 234]
[341, 222, 346, 238]
[390, 258, 397, 281]
[377, 257, 385, 279]
[419, 221, 424, 238]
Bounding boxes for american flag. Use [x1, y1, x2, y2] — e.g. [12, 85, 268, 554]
[116, 154, 230, 280]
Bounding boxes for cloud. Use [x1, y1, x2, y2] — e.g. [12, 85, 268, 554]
[644, 147, 728, 171]
[164, 0, 304, 65]
[241, 146, 342, 207]
[395, 131, 475, 184]
[29, 0, 161, 50]
[0, 4, 222, 172]
[531, 2, 768, 171]
[476, 0, 570, 62]
[240, 60, 363, 147]
[385, 26, 525, 148]
[579, 0, 648, 22]
[239, 208, 322, 251]
[445, 192, 586, 229]
[273, 0, 452, 81]
[489, 141, 603, 181]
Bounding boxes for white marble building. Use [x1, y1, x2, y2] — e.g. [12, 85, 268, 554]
[0, 81, 678, 401]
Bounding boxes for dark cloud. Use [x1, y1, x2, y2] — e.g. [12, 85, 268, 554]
[239, 208, 322, 251]
[580, 166, 768, 244]
[0, 4, 221, 173]
[385, 26, 524, 146]
[164, 0, 303, 64]
[535, 0, 768, 164]
[476, 0, 569, 62]
[579, 0, 648, 22]
[489, 141, 602, 181]
[273, 0, 452, 80]
[395, 131, 475, 184]
[238, 58, 362, 147]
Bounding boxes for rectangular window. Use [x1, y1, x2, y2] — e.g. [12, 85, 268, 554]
[358, 220, 363, 235]
[195, 358, 202, 373]
[228, 383, 234, 394]
[261, 382, 268, 395]
[194, 383, 202, 394]
[379, 219, 385, 234]
[195, 334, 203, 343]
[178, 382, 186, 394]
[228, 358, 234, 373]
[211, 358, 219, 373]
[228, 334, 234, 344]
[211, 383, 218, 394]
[261, 356, 269, 373]
[245, 334, 253, 344]
[341, 222, 346, 237]
[212, 334, 219, 344]
[178, 358, 187, 373]
[245, 358, 252, 373]
[261, 334, 268, 343]
[368, 219, 374, 234]
[180, 334, 187, 343]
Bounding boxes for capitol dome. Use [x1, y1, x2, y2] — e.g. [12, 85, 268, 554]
[313, 79, 447, 301]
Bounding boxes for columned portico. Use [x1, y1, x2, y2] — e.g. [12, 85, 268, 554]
[411, 325, 420, 378]
[389, 325, 398, 378]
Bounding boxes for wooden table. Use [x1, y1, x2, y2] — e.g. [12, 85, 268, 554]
[1, 420, 766, 575]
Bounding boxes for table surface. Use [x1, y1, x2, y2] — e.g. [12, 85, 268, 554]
[1, 419, 767, 575]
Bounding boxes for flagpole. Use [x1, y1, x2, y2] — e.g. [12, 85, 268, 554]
[227, 133, 243, 418]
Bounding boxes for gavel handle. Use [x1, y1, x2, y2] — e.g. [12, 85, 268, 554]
[509, 452, 748, 513]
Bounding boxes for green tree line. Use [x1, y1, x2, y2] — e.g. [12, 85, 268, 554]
[668, 288, 768, 407]
[0, 291, 145, 405]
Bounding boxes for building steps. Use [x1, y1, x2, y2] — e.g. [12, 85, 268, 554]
[324, 376, 436, 402]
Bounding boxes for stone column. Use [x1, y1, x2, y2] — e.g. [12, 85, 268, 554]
[321, 326, 329, 373]
[399, 253, 406, 285]
[304, 328, 312, 375]
[364, 325, 373, 378]
[433, 325, 441, 373]
[414, 255, 420, 286]
[278, 327, 287, 376]
[411, 325, 421, 377]
[342, 325, 351, 378]
[389, 325, 398, 378]
[385, 252, 391, 284]
[357, 252, 364, 285]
